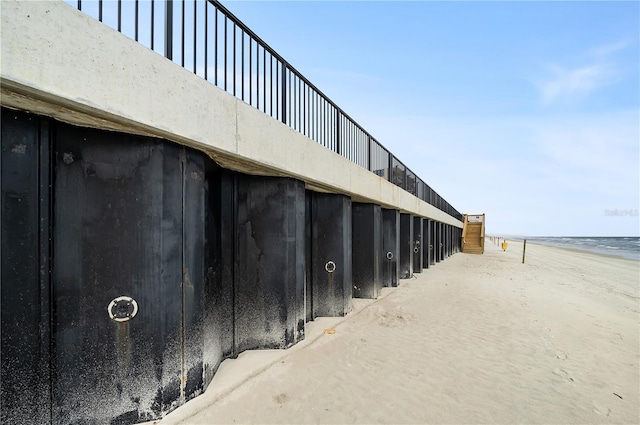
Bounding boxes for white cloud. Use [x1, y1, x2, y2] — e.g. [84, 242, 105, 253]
[534, 38, 636, 106]
[357, 109, 639, 236]
[590, 38, 637, 58]
[536, 64, 616, 106]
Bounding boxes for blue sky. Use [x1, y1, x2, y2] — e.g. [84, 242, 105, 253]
[219, 1, 639, 237]
[69, 0, 639, 237]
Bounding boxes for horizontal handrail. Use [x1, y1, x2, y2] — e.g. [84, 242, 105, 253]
[71, 0, 462, 221]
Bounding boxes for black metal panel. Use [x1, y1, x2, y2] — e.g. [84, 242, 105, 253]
[443, 224, 448, 258]
[423, 219, 431, 269]
[310, 193, 352, 318]
[412, 216, 423, 273]
[399, 214, 413, 279]
[52, 125, 187, 423]
[454, 226, 459, 255]
[430, 220, 436, 265]
[182, 149, 207, 401]
[202, 165, 235, 386]
[436, 222, 443, 263]
[234, 176, 305, 352]
[381, 209, 399, 287]
[1, 109, 52, 424]
[352, 203, 382, 299]
[454, 226, 458, 254]
[453, 227, 457, 254]
[304, 190, 313, 322]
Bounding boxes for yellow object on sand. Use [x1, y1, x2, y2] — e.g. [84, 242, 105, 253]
[323, 329, 336, 334]
[502, 242, 508, 251]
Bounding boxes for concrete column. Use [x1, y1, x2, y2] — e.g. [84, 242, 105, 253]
[352, 203, 382, 299]
[234, 175, 306, 352]
[399, 213, 413, 278]
[309, 192, 353, 318]
[412, 216, 423, 273]
[381, 209, 400, 287]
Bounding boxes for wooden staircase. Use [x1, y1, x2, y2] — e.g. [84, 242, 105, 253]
[462, 214, 485, 254]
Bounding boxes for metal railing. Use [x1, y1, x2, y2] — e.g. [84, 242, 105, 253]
[71, 0, 462, 221]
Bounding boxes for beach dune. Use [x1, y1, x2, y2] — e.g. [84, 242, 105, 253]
[159, 239, 639, 424]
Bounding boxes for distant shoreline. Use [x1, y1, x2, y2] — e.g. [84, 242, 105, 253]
[526, 241, 639, 262]
[492, 236, 639, 262]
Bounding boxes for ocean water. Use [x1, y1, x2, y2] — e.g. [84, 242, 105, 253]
[523, 237, 640, 261]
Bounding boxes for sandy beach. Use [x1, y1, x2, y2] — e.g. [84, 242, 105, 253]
[158, 238, 639, 425]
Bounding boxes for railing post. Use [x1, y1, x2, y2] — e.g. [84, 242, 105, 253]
[165, 0, 173, 60]
[281, 64, 287, 125]
[336, 109, 341, 155]
[403, 165, 407, 191]
[367, 135, 372, 171]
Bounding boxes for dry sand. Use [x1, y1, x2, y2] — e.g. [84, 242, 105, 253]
[158, 238, 639, 424]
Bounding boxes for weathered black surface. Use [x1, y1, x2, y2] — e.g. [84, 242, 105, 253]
[1, 107, 461, 425]
[310, 193, 353, 317]
[181, 149, 207, 401]
[1, 109, 52, 425]
[446, 225, 451, 258]
[352, 203, 382, 299]
[451, 225, 455, 257]
[234, 175, 305, 352]
[399, 214, 413, 279]
[412, 216, 423, 273]
[1, 110, 314, 425]
[427, 220, 436, 266]
[443, 224, 449, 258]
[203, 166, 235, 385]
[436, 222, 443, 263]
[381, 209, 400, 287]
[423, 219, 431, 269]
[52, 124, 193, 423]
[304, 191, 313, 322]
[452, 226, 456, 255]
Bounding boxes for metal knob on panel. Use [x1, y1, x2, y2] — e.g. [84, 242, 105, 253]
[325, 261, 336, 273]
[108, 296, 138, 322]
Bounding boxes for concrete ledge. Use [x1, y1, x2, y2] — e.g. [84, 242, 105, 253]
[0, 0, 461, 227]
